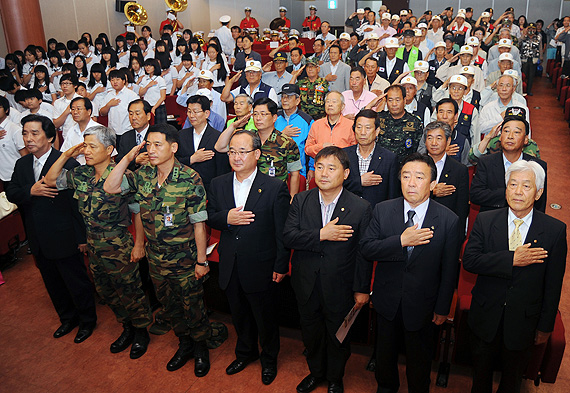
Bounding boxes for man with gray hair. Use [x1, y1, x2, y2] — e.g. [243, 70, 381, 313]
[464, 159, 567, 393]
[424, 121, 469, 240]
[44, 125, 153, 358]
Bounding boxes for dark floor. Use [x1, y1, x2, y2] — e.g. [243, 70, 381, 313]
[2, 76, 570, 392]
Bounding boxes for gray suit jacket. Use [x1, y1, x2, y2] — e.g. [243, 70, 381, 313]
[319, 61, 351, 92]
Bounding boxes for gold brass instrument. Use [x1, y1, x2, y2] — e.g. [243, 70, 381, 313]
[124, 2, 148, 26]
[165, 0, 188, 13]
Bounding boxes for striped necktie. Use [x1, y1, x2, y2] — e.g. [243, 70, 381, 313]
[509, 219, 524, 251]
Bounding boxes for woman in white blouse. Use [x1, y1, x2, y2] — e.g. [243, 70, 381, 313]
[87, 63, 110, 111]
[201, 43, 229, 93]
[139, 58, 167, 123]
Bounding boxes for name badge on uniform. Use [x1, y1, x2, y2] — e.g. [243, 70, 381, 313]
[164, 206, 173, 227]
[379, 67, 385, 72]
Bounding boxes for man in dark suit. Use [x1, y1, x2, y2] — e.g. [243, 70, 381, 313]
[284, 146, 372, 393]
[116, 99, 151, 172]
[464, 160, 567, 393]
[6, 114, 97, 343]
[471, 109, 547, 212]
[344, 109, 399, 208]
[424, 121, 469, 240]
[206, 130, 290, 385]
[360, 153, 460, 393]
[176, 94, 231, 192]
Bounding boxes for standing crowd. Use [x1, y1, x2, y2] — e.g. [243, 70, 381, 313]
[0, 4, 567, 393]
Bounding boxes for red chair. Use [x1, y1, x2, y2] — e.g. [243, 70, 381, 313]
[564, 98, 570, 121]
[164, 95, 186, 124]
[287, 173, 307, 193]
[98, 115, 108, 127]
[560, 85, 570, 105]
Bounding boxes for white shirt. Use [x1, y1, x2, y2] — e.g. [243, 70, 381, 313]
[0, 117, 25, 181]
[53, 93, 81, 138]
[319, 188, 343, 227]
[316, 32, 336, 42]
[201, 57, 230, 88]
[233, 169, 257, 209]
[434, 154, 447, 183]
[502, 152, 523, 172]
[405, 98, 431, 128]
[508, 208, 533, 245]
[60, 119, 100, 165]
[101, 87, 139, 136]
[403, 197, 430, 229]
[33, 147, 52, 181]
[215, 25, 235, 57]
[21, 102, 55, 119]
[193, 124, 207, 150]
[427, 28, 444, 44]
[162, 67, 178, 94]
[139, 75, 167, 107]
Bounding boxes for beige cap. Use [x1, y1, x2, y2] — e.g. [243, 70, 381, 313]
[400, 10, 408, 16]
[357, 8, 365, 14]
[196, 88, 213, 101]
[482, 12, 491, 18]
[365, 32, 379, 40]
[417, 23, 428, 29]
[197, 69, 214, 80]
[466, 36, 480, 46]
[381, 12, 391, 20]
[391, 14, 400, 20]
[498, 52, 514, 62]
[456, 13, 466, 19]
[449, 74, 468, 87]
[384, 37, 400, 48]
[401, 76, 417, 86]
[339, 32, 351, 40]
[414, 61, 429, 72]
[498, 38, 512, 48]
[414, 29, 422, 37]
[460, 66, 475, 75]
[459, 45, 474, 55]
[434, 41, 446, 48]
[244, 60, 262, 72]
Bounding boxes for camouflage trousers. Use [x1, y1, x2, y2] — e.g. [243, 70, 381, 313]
[87, 232, 152, 328]
[146, 244, 212, 342]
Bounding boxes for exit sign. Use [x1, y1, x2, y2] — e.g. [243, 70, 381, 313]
[328, 0, 337, 9]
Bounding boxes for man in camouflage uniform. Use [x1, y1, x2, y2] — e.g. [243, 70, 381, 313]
[377, 85, 424, 163]
[104, 124, 212, 376]
[44, 125, 152, 359]
[293, 58, 329, 120]
[215, 97, 302, 199]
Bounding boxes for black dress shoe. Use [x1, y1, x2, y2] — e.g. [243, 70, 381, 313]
[74, 326, 94, 344]
[226, 356, 258, 375]
[166, 337, 195, 372]
[194, 342, 210, 377]
[110, 323, 135, 353]
[328, 381, 344, 393]
[53, 320, 78, 338]
[130, 328, 150, 359]
[296, 374, 325, 393]
[261, 366, 277, 385]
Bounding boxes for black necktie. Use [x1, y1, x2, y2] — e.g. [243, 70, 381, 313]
[406, 210, 416, 257]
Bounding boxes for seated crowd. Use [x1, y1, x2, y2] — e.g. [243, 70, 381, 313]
[0, 4, 566, 393]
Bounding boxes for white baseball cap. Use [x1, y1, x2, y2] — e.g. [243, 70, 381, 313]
[498, 52, 514, 62]
[400, 10, 408, 16]
[457, 13, 466, 19]
[401, 76, 417, 86]
[381, 12, 391, 20]
[467, 36, 480, 46]
[434, 41, 446, 48]
[339, 32, 351, 40]
[414, 61, 429, 72]
[449, 74, 468, 87]
[197, 69, 214, 81]
[196, 88, 213, 101]
[482, 12, 491, 18]
[365, 32, 379, 40]
[432, 15, 441, 21]
[459, 45, 474, 55]
[498, 38, 512, 48]
[414, 29, 422, 37]
[417, 23, 428, 29]
[357, 8, 365, 14]
[503, 69, 519, 84]
[391, 14, 400, 21]
[244, 60, 262, 72]
[460, 66, 475, 75]
[384, 37, 400, 48]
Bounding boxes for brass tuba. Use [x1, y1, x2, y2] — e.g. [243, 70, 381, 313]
[124, 2, 148, 26]
[165, 0, 188, 13]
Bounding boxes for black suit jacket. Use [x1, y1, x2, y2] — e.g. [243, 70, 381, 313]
[6, 149, 86, 259]
[343, 144, 399, 208]
[283, 188, 372, 331]
[176, 125, 231, 192]
[116, 129, 148, 172]
[286, 65, 307, 81]
[206, 170, 290, 293]
[464, 208, 567, 350]
[470, 152, 547, 212]
[360, 198, 460, 331]
[432, 155, 470, 240]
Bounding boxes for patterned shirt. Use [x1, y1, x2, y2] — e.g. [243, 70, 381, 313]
[256, 128, 302, 181]
[356, 143, 375, 176]
[297, 77, 329, 120]
[377, 111, 424, 163]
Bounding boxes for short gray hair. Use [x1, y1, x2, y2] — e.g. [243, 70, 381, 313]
[325, 90, 344, 104]
[84, 125, 116, 149]
[505, 160, 545, 191]
[424, 121, 451, 140]
[499, 73, 517, 87]
[235, 93, 254, 105]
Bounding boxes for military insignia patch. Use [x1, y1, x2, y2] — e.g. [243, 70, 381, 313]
[463, 115, 469, 120]
[405, 138, 412, 148]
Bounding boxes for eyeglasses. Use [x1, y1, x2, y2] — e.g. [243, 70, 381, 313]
[60, 82, 73, 86]
[252, 112, 272, 117]
[227, 149, 254, 158]
[187, 109, 204, 115]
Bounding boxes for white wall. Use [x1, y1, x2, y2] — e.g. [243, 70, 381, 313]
[1, 0, 570, 56]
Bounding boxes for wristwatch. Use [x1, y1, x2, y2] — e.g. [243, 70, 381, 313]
[196, 261, 209, 267]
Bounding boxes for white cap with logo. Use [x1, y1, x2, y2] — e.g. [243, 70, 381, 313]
[449, 75, 468, 87]
[384, 37, 400, 48]
[459, 45, 474, 55]
[401, 76, 417, 86]
[414, 61, 429, 72]
[244, 60, 262, 72]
